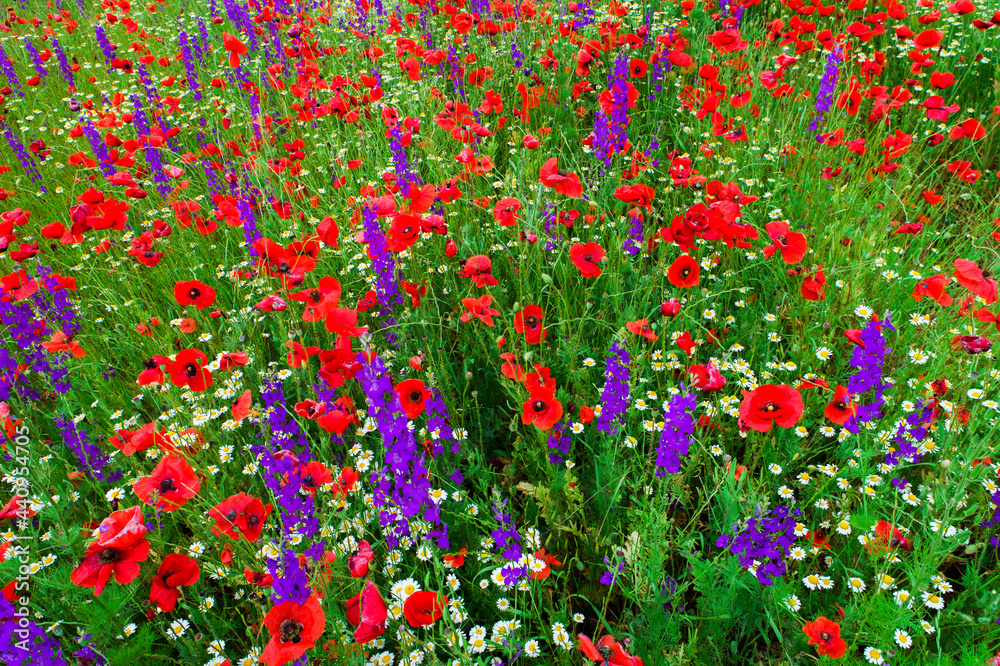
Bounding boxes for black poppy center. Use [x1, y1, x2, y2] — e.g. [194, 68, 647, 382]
[280, 618, 304, 643]
[99, 548, 120, 565]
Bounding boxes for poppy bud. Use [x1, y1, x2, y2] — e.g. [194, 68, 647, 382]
[496, 336, 506, 347]
[445, 238, 457, 257]
[541, 273, 553, 285]
[660, 298, 682, 317]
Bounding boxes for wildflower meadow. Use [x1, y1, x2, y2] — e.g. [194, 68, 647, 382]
[1, 0, 1000, 663]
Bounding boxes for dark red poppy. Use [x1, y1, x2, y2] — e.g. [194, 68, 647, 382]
[348, 540, 374, 578]
[346, 581, 388, 643]
[570, 242, 606, 278]
[149, 553, 200, 612]
[521, 388, 563, 431]
[260, 594, 326, 666]
[803, 617, 846, 659]
[667, 255, 700, 288]
[173, 280, 216, 309]
[395, 378, 430, 419]
[132, 454, 201, 513]
[166, 348, 213, 391]
[514, 304, 547, 344]
[738, 384, 804, 432]
[403, 590, 448, 627]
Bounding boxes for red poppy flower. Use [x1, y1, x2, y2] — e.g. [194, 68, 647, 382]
[260, 594, 326, 666]
[298, 461, 333, 497]
[316, 396, 360, 435]
[348, 540, 374, 578]
[403, 590, 448, 627]
[461, 294, 500, 326]
[911, 273, 953, 306]
[629, 57, 648, 78]
[539, 157, 584, 198]
[667, 255, 700, 288]
[954, 258, 998, 304]
[913, 28, 943, 50]
[578, 634, 645, 666]
[613, 184, 655, 210]
[869, 520, 912, 553]
[387, 213, 422, 252]
[222, 32, 247, 68]
[70, 507, 149, 597]
[149, 553, 200, 612]
[738, 384, 804, 432]
[173, 280, 216, 309]
[132, 454, 201, 512]
[530, 549, 563, 580]
[824, 385, 858, 425]
[236, 495, 272, 542]
[41, 330, 86, 357]
[800, 265, 826, 301]
[458, 255, 499, 287]
[522, 388, 563, 431]
[395, 378, 430, 419]
[690, 362, 726, 391]
[245, 567, 275, 587]
[401, 280, 427, 307]
[525, 364, 556, 393]
[493, 197, 521, 226]
[762, 221, 808, 264]
[209, 493, 253, 539]
[803, 617, 847, 659]
[626, 318, 658, 342]
[514, 304, 547, 344]
[166, 348, 213, 391]
[289, 276, 342, 322]
[346, 581, 388, 643]
[500, 353, 526, 381]
[325, 308, 369, 337]
[443, 548, 467, 568]
[570, 242, 606, 278]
